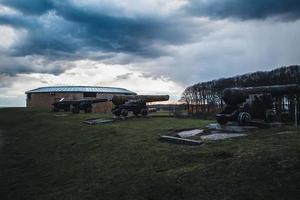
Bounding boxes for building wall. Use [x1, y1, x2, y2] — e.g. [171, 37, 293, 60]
[26, 92, 115, 113]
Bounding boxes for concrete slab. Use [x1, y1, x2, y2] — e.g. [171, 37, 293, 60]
[54, 114, 69, 117]
[160, 135, 203, 146]
[206, 123, 257, 133]
[177, 129, 203, 138]
[201, 133, 247, 141]
[83, 118, 114, 125]
[206, 123, 221, 130]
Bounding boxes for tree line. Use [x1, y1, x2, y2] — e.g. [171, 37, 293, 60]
[181, 65, 300, 116]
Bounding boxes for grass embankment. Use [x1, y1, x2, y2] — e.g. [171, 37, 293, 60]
[0, 108, 299, 200]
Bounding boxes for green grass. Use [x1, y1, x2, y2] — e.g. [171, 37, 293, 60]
[0, 108, 299, 200]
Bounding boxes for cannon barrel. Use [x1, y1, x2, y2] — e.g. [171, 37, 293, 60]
[112, 95, 169, 105]
[223, 84, 300, 105]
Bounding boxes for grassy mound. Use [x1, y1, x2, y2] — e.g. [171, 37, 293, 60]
[0, 108, 299, 200]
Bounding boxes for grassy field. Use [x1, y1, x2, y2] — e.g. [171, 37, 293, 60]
[0, 108, 300, 200]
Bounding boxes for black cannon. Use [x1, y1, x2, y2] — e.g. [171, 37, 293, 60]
[216, 84, 300, 125]
[111, 95, 169, 117]
[52, 98, 107, 114]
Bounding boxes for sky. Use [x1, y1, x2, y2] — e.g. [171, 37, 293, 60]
[0, 0, 300, 106]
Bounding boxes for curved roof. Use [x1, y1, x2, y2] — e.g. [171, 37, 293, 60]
[25, 86, 136, 95]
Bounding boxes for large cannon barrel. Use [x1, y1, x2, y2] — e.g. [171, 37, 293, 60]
[112, 95, 169, 105]
[223, 84, 300, 105]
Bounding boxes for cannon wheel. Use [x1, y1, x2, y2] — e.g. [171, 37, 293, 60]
[141, 108, 148, 116]
[113, 109, 121, 117]
[133, 109, 140, 116]
[238, 112, 251, 125]
[265, 109, 277, 122]
[121, 109, 128, 117]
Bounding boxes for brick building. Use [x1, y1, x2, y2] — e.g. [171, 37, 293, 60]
[25, 86, 136, 113]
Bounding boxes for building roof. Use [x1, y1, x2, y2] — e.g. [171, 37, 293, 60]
[25, 86, 136, 95]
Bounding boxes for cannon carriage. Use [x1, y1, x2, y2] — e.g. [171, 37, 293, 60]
[216, 84, 300, 125]
[111, 95, 169, 117]
[52, 98, 108, 114]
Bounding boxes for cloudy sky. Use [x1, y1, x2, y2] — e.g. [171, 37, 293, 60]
[0, 0, 300, 106]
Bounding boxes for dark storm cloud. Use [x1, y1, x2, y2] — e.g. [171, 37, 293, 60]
[1, 0, 190, 60]
[0, 55, 67, 76]
[0, 14, 36, 28]
[0, 0, 195, 79]
[0, 64, 40, 75]
[2, 0, 54, 15]
[55, 5, 188, 55]
[1, 0, 299, 78]
[0, 11, 84, 57]
[186, 0, 300, 20]
[2, 0, 298, 64]
[0, 0, 204, 77]
[0, 63, 65, 76]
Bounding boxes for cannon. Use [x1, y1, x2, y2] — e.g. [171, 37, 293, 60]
[111, 95, 169, 117]
[52, 98, 107, 114]
[216, 84, 300, 125]
[52, 98, 72, 112]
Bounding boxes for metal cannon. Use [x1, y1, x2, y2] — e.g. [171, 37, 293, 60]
[52, 98, 107, 114]
[111, 95, 169, 117]
[216, 84, 300, 125]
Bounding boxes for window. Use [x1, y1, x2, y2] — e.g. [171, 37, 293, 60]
[27, 94, 31, 100]
[83, 92, 96, 98]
